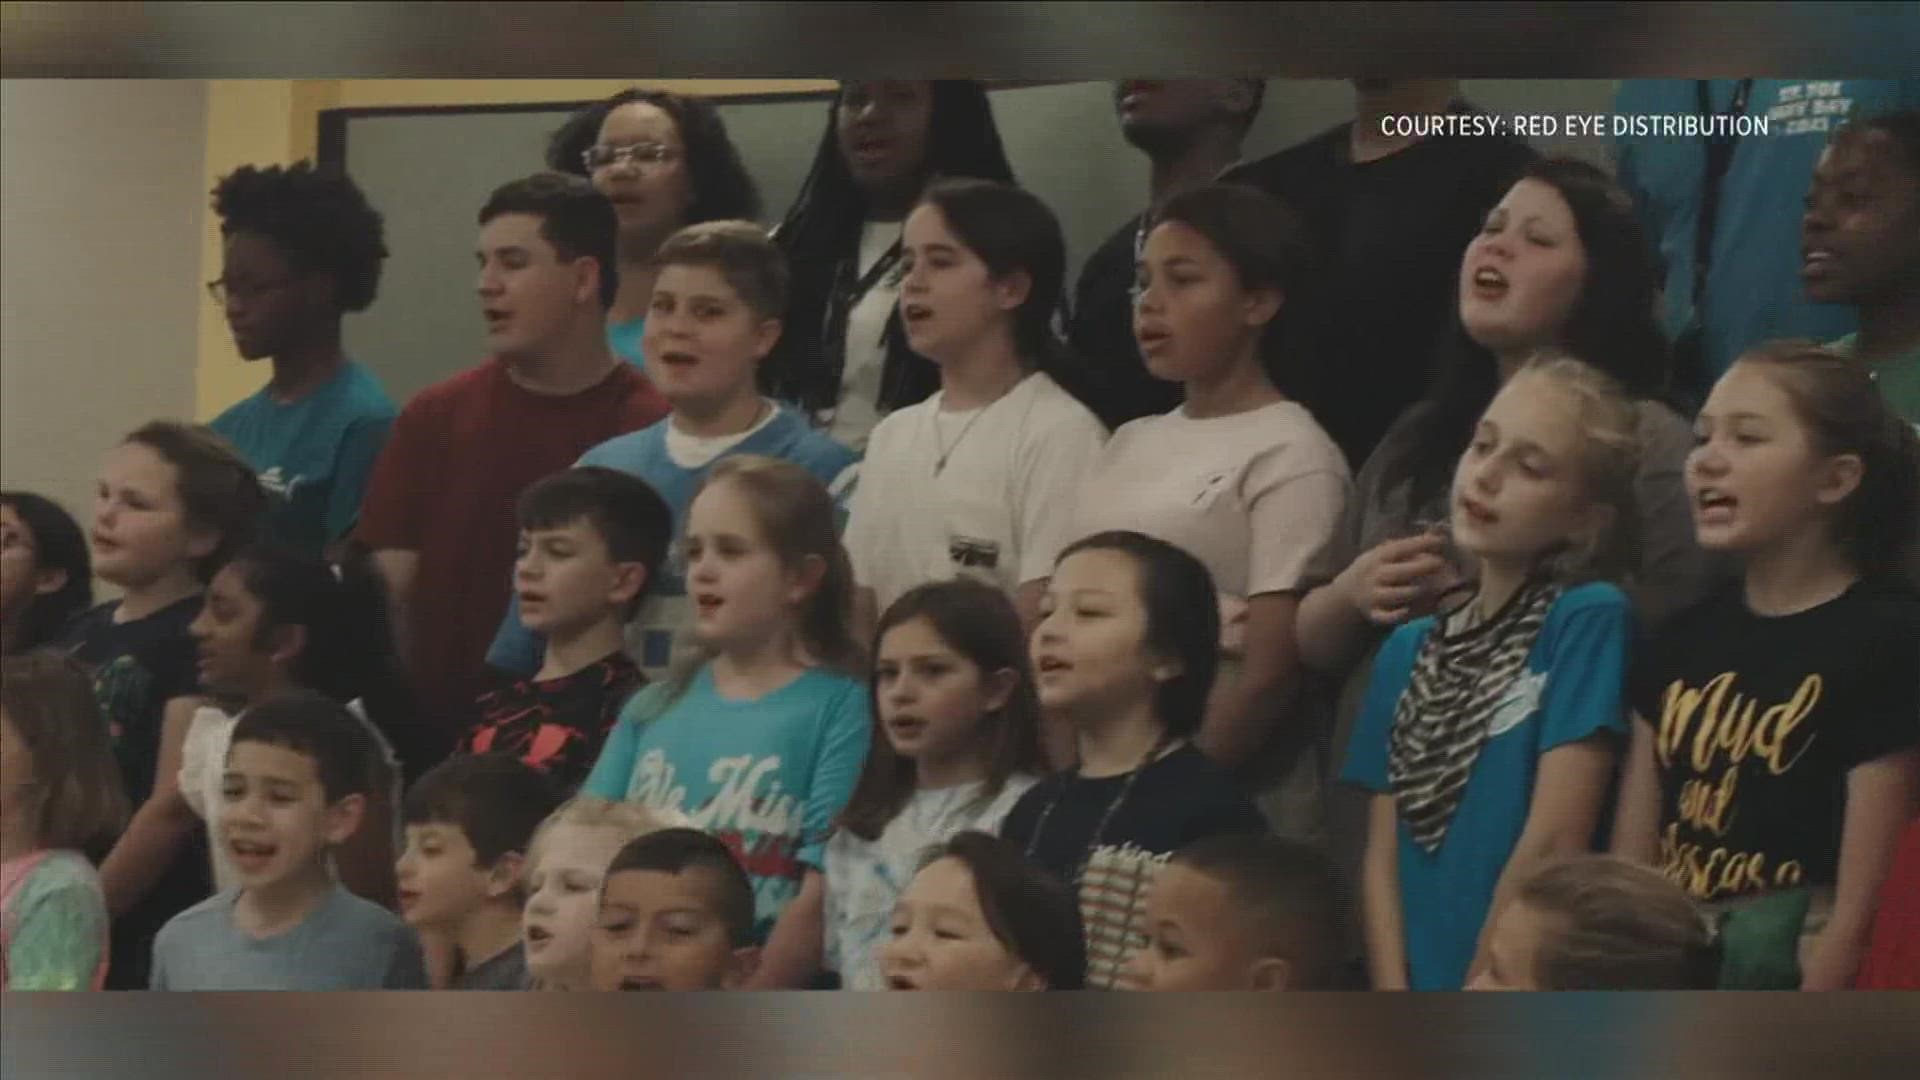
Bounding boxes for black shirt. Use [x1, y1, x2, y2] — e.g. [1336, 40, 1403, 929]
[1224, 104, 1536, 469]
[1630, 582, 1920, 903]
[462, 653, 644, 796]
[1000, 744, 1267, 988]
[63, 596, 210, 990]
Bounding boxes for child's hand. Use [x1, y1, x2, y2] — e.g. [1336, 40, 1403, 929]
[1339, 532, 1460, 626]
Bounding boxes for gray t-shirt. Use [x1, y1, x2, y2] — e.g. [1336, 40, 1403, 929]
[453, 941, 528, 990]
[150, 885, 428, 990]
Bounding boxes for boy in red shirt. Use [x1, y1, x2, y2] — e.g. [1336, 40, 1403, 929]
[358, 173, 667, 757]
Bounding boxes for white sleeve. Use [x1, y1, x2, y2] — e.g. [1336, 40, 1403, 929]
[176, 708, 226, 820]
[842, 424, 890, 592]
[1247, 464, 1352, 596]
[1015, 403, 1109, 586]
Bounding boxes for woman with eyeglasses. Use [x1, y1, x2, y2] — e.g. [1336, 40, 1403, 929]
[549, 88, 762, 371]
[205, 162, 396, 559]
[765, 81, 1018, 453]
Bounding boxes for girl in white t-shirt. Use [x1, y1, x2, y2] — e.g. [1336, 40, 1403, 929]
[844, 178, 1108, 643]
[820, 579, 1045, 989]
[177, 544, 413, 906]
[1074, 183, 1350, 838]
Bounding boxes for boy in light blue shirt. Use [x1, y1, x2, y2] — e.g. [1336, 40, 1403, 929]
[486, 221, 856, 682]
[150, 693, 427, 990]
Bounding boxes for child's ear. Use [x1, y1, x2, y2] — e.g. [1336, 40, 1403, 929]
[574, 255, 605, 309]
[1815, 451, 1865, 508]
[1242, 286, 1283, 330]
[992, 268, 1033, 314]
[1147, 651, 1183, 684]
[183, 523, 221, 563]
[1248, 955, 1292, 992]
[266, 623, 309, 669]
[1216, 79, 1257, 118]
[751, 316, 783, 362]
[784, 553, 828, 608]
[32, 565, 70, 598]
[609, 560, 649, 610]
[720, 945, 761, 990]
[323, 792, 368, 847]
[982, 667, 1019, 715]
[485, 850, 528, 899]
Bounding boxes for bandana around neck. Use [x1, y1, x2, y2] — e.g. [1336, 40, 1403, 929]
[1387, 577, 1562, 852]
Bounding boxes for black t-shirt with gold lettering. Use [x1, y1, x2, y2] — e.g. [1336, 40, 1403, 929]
[1630, 581, 1920, 902]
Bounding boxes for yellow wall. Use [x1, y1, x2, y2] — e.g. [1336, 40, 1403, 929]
[196, 79, 837, 419]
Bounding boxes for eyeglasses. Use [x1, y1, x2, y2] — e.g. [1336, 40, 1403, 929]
[582, 143, 681, 171]
[206, 277, 297, 305]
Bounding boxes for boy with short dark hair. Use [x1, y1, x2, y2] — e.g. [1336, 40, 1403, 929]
[1126, 833, 1342, 992]
[458, 466, 671, 792]
[487, 220, 857, 682]
[358, 172, 668, 747]
[397, 754, 563, 989]
[149, 692, 427, 990]
[589, 827, 759, 991]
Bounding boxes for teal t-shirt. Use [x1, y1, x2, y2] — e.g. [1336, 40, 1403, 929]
[609, 316, 646, 371]
[1341, 583, 1633, 990]
[209, 361, 395, 553]
[582, 664, 871, 943]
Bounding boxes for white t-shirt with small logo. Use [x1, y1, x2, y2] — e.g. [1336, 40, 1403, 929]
[844, 372, 1107, 614]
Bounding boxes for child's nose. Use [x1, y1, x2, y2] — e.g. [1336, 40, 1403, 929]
[1472, 460, 1502, 493]
[1687, 444, 1727, 476]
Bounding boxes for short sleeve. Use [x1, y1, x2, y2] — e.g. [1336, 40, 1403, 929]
[326, 414, 395, 542]
[1537, 588, 1634, 752]
[147, 921, 175, 990]
[1247, 465, 1350, 596]
[383, 927, 431, 989]
[796, 682, 873, 870]
[176, 708, 227, 820]
[1837, 610, 1920, 769]
[354, 398, 433, 553]
[841, 424, 888, 590]
[581, 684, 666, 800]
[819, 837, 850, 973]
[1339, 621, 1426, 792]
[825, 460, 859, 533]
[1014, 403, 1108, 585]
[5, 867, 108, 991]
[996, 783, 1046, 847]
[1337, 406, 1426, 569]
